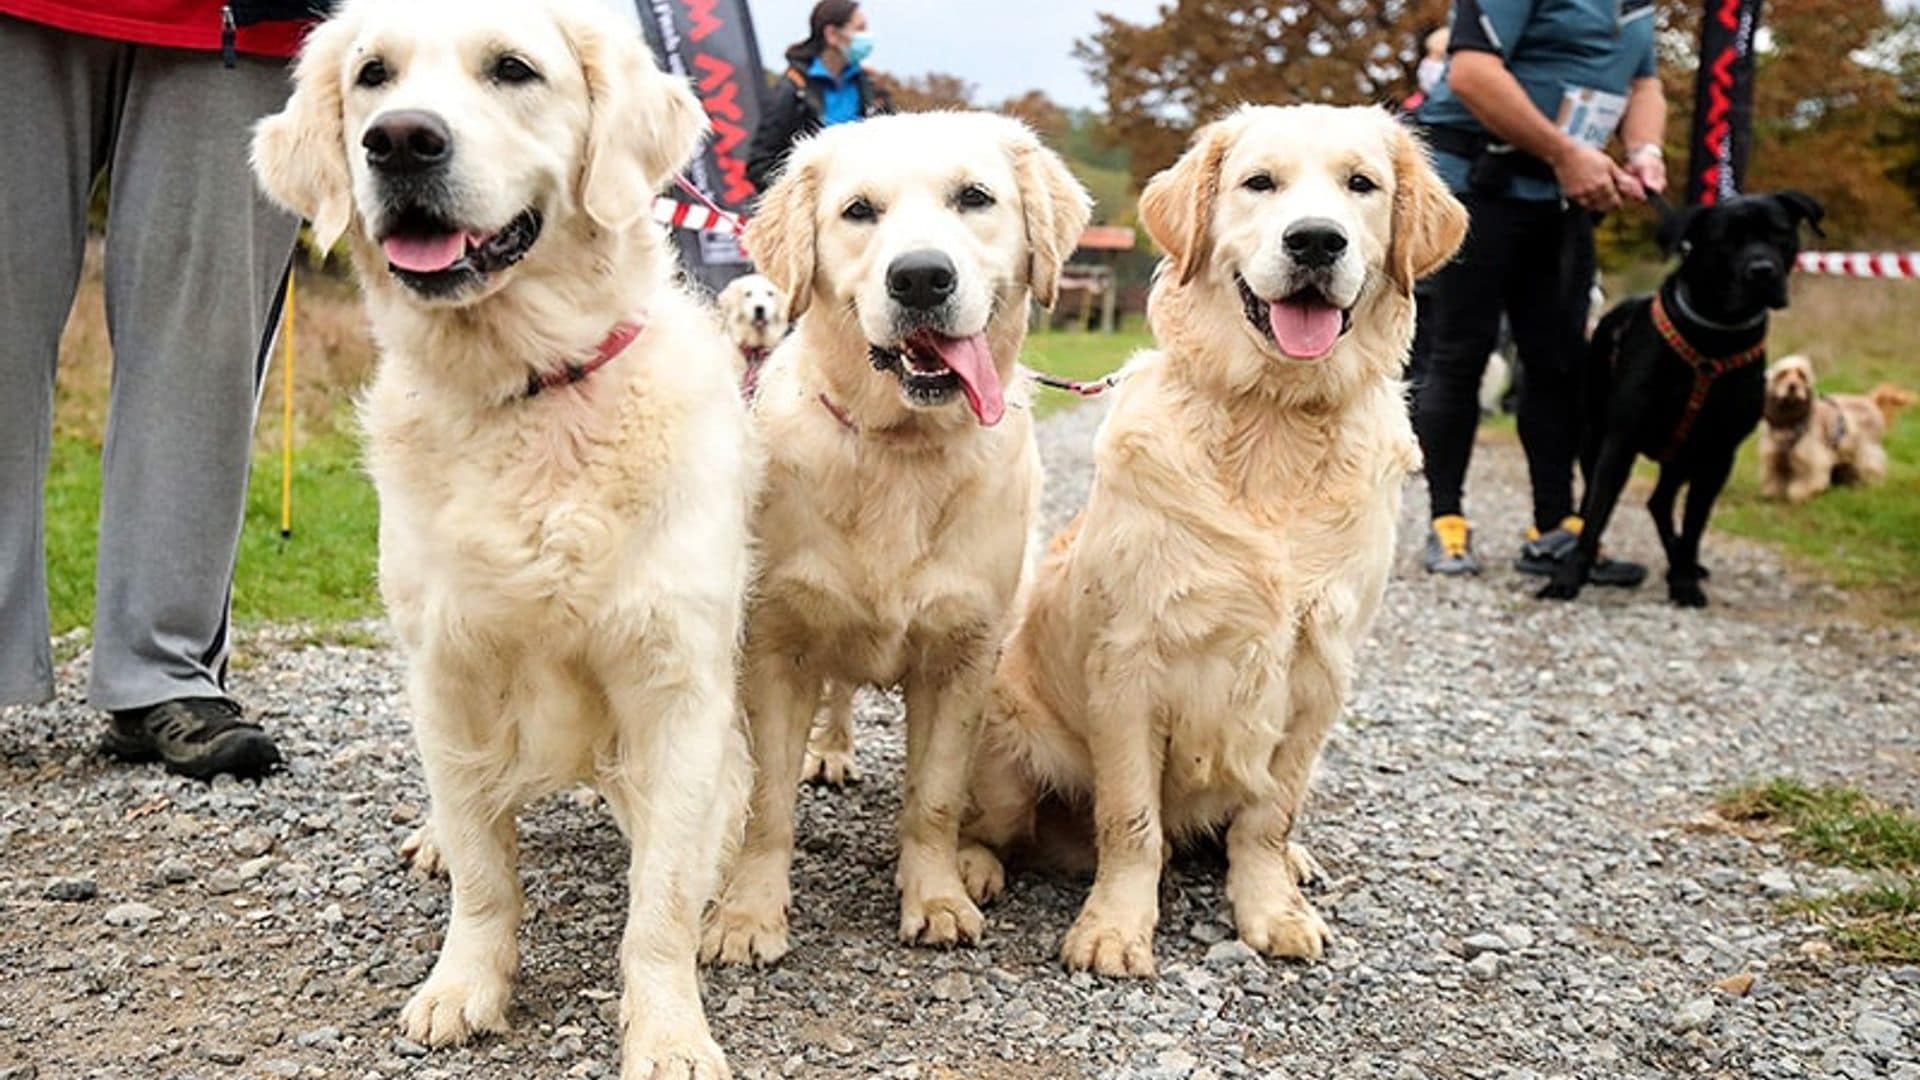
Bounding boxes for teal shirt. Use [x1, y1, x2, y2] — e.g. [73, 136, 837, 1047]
[1417, 0, 1657, 200]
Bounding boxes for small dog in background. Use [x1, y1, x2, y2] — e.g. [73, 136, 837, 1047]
[717, 272, 789, 398]
[1760, 354, 1913, 502]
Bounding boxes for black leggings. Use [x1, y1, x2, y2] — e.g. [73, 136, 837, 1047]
[1413, 194, 1595, 533]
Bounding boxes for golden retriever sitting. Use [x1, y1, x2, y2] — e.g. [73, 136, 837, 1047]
[252, 1, 753, 1073]
[701, 112, 1091, 965]
[958, 106, 1467, 977]
[1760, 354, 1913, 502]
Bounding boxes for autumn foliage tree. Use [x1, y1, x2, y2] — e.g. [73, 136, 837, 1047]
[1077, 0, 1450, 188]
[1081, 0, 1918, 244]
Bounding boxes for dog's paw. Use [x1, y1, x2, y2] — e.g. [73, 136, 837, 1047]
[1669, 582, 1710, 608]
[1060, 910, 1156, 977]
[400, 968, 512, 1048]
[900, 892, 985, 948]
[1237, 902, 1331, 962]
[1536, 579, 1582, 602]
[1283, 842, 1326, 887]
[399, 825, 445, 879]
[699, 903, 791, 968]
[800, 746, 861, 787]
[957, 843, 1007, 905]
[622, 1029, 731, 1080]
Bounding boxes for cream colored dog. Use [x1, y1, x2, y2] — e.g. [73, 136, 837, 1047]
[252, 1, 753, 1074]
[959, 105, 1467, 976]
[716, 272, 788, 388]
[1760, 354, 1912, 502]
[701, 112, 1091, 965]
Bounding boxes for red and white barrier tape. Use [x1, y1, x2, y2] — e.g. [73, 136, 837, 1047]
[1797, 252, 1920, 278]
[652, 195, 745, 236]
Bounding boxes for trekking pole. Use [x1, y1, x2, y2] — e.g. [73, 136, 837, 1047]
[280, 270, 296, 540]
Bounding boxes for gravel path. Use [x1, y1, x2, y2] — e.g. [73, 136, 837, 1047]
[5, 401, 1919, 1080]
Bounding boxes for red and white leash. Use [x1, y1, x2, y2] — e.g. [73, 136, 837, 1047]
[654, 177, 749, 237]
[1796, 252, 1920, 278]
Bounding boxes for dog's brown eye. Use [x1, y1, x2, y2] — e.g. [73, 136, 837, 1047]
[1348, 174, 1379, 195]
[490, 55, 541, 86]
[956, 184, 995, 211]
[1243, 173, 1276, 193]
[842, 197, 878, 224]
[355, 58, 390, 89]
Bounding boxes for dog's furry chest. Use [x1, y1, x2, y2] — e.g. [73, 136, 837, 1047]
[754, 444, 1033, 686]
[365, 386, 676, 635]
[1085, 418, 1404, 826]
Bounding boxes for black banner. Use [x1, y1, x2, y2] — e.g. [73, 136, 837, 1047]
[635, 0, 768, 292]
[1686, 0, 1766, 205]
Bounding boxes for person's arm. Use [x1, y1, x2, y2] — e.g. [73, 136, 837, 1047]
[1448, 51, 1637, 211]
[1618, 77, 1667, 195]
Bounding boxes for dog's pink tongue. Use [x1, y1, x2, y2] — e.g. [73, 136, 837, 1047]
[927, 333, 1004, 427]
[383, 233, 468, 273]
[1269, 297, 1344, 359]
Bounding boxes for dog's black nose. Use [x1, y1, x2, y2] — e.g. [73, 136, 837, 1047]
[1284, 220, 1348, 269]
[363, 110, 452, 174]
[887, 251, 958, 311]
[1742, 257, 1781, 283]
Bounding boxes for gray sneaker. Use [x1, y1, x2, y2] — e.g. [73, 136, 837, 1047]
[103, 698, 282, 781]
[1424, 516, 1482, 576]
[1516, 520, 1648, 588]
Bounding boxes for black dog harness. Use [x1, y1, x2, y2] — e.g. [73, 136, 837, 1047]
[1648, 293, 1767, 462]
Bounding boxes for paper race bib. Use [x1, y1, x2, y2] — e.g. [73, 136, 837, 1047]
[1557, 86, 1628, 149]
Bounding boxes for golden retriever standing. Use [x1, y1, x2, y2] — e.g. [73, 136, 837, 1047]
[701, 112, 1091, 965]
[1760, 354, 1913, 502]
[252, 1, 753, 1073]
[958, 106, 1467, 976]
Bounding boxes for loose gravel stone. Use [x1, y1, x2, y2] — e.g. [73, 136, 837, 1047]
[2, 404, 1916, 1078]
[102, 902, 160, 928]
[42, 876, 97, 902]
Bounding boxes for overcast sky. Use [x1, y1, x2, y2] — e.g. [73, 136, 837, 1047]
[744, 0, 1164, 109]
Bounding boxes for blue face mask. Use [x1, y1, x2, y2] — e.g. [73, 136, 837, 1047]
[844, 31, 874, 66]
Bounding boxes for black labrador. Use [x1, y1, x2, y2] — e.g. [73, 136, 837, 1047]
[1540, 191, 1825, 607]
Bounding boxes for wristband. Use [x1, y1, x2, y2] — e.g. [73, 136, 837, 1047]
[1627, 143, 1665, 163]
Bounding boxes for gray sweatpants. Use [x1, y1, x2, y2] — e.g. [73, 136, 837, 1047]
[0, 16, 300, 711]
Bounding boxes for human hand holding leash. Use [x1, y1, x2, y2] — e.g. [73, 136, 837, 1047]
[1554, 141, 1626, 212]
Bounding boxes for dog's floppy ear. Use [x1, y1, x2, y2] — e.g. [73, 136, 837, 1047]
[1387, 122, 1469, 293]
[1009, 125, 1094, 308]
[743, 144, 821, 322]
[1657, 205, 1700, 257]
[251, 12, 358, 251]
[1140, 117, 1234, 287]
[573, 12, 710, 232]
[1776, 189, 1826, 238]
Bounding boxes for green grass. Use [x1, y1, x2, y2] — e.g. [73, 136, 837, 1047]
[1784, 880, 1920, 962]
[1021, 328, 1154, 417]
[44, 433, 379, 637]
[1701, 276, 1920, 621]
[1719, 778, 1920, 961]
[1719, 779, 1920, 871]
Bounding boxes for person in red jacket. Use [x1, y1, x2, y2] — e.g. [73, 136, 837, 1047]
[0, 1, 322, 779]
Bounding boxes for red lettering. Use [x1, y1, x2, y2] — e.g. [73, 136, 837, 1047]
[693, 52, 735, 95]
[1717, 0, 1739, 31]
[686, 0, 723, 43]
[716, 155, 753, 204]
